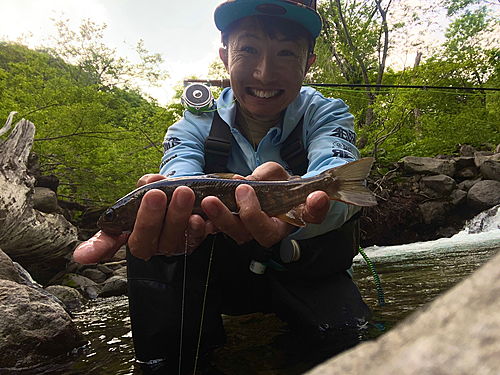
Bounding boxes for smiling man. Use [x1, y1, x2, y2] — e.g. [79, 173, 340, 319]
[74, 1, 371, 373]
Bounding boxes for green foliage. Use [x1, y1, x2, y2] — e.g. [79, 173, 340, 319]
[312, 0, 500, 163]
[0, 41, 177, 204]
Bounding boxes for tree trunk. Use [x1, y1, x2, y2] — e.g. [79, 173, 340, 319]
[0, 119, 78, 283]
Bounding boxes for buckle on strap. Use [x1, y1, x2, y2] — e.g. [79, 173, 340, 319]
[205, 136, 231, 156]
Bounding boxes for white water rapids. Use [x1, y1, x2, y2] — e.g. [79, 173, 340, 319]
[355, 205, 500, 262]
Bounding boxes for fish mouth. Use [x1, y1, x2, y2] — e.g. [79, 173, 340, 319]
[246, 87, 283, 99]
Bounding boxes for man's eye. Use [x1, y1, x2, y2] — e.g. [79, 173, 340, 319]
[241, 46, 257, 54]
[278, 50, 297, 57]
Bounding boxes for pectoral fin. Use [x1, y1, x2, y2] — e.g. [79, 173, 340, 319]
[276, 204, 306, 227]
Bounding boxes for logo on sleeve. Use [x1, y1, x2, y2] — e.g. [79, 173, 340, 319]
[332, 141, 355, 159]
[160, 154, 178, 169]
[330, 127, 356, 145]
[163, 137, 181, 153]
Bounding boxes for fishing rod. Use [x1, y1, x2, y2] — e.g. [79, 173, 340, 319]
[183, 79, 500, 92]
[306, 83, 500, 91]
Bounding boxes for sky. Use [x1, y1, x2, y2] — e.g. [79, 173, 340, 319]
[0, 0, 225, 104]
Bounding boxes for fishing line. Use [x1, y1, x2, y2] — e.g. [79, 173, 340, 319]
[359, 246, 385, 307]
[178, 237, 189, 375]
[193, 234, 217, 373]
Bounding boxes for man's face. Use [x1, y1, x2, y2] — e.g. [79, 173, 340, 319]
[219, 18, 316, 122]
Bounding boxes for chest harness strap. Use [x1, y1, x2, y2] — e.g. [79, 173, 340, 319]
[204, 112, 307, 175]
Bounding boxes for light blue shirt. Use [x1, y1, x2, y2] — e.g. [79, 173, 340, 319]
[160, 86, 361, 242]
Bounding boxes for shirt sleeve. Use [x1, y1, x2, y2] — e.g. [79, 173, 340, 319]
[287, 92, 362, 241]
[159, 112, 212, 178]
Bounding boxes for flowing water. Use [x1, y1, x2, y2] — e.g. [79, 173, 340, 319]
[31, 206, 500, 374]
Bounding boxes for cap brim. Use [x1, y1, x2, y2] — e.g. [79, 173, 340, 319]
[215, 0, 322, 38]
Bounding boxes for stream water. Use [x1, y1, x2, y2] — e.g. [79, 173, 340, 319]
[32, 206, 500, 374]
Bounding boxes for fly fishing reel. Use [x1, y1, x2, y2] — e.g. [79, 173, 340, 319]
[181, 83, 215, 115]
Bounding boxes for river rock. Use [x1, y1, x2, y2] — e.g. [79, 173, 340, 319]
[418, 200, 450, 225]
[81, 268, 108, 284]
[33, 187, 60, 214]
[459, 144, 477, 157]
[457, 178, 481, 192]
[62, 273, 102, 299]
[307, 246, 500, 375]
[45, 285, 85, 311]
[467, 180, 500, 212]
[97, 264, 114, 275]
[453, 156, 475, 169]
[113, 265, 128, 278]
[403, 156, 456, 177]
[0, 279, 86, 369]
[450, 189, 467, 205]
[479, 158, 500, 182]
[495, 144, 500, 154]
[99, 276, 128, 297]
[0, 248, 20, 283]
[474, 152, 498, 168]
[419, 174, 456, 197]
[455, 166, 477, 180]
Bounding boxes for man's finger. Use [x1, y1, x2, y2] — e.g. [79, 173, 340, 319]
[185, 215, 207, 254]
[303, 191, 330, 224]
[137, 174, 166, 188]
[128, 189, 168, 260]
[202, 195, 253, 245]
[235, 184, 290, 247]
[73, 231, 128, 264]
[158, 186, 195, 256]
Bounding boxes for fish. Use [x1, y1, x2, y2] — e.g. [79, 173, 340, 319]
[97, 157, 377, 236]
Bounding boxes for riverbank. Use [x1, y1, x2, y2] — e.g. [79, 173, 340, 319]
[1, 139, 500, 372]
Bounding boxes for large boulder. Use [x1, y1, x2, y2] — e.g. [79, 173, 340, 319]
[403, 156, 456, 177]
[419, 174, 456, 197]
[467, 180, 500, 212]
[0, 248, 20, 283]
[0, 279, 86, 369]
[307, 248, 500, 375]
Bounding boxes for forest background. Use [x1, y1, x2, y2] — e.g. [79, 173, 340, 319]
[0, 0, 499, 208]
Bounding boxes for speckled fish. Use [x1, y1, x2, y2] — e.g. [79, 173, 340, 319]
[98, 157, 377, 235]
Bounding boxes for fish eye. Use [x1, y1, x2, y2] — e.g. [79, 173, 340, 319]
[104, 209, 115, 222]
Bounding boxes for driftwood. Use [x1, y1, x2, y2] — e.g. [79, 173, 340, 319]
[0, 111, 17, 137]
[0, 118, 78, 282]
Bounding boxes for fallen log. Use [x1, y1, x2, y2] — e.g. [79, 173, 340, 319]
[0, 118, 78, 283]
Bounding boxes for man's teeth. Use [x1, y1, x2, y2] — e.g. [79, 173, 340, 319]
[250, 89, 280, 98]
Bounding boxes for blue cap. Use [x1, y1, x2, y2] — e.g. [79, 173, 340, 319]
[214, 0, 322, 38]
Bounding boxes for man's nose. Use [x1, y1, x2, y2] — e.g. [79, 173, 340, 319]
[253, 53, 278, 84]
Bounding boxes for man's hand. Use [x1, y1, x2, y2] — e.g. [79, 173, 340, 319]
[73, 163, 331, 264]
[201, 162, 331, 248]
[74, 174, 214, 263]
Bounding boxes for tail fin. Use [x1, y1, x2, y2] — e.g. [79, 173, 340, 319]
[324, 158, 377, 207]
